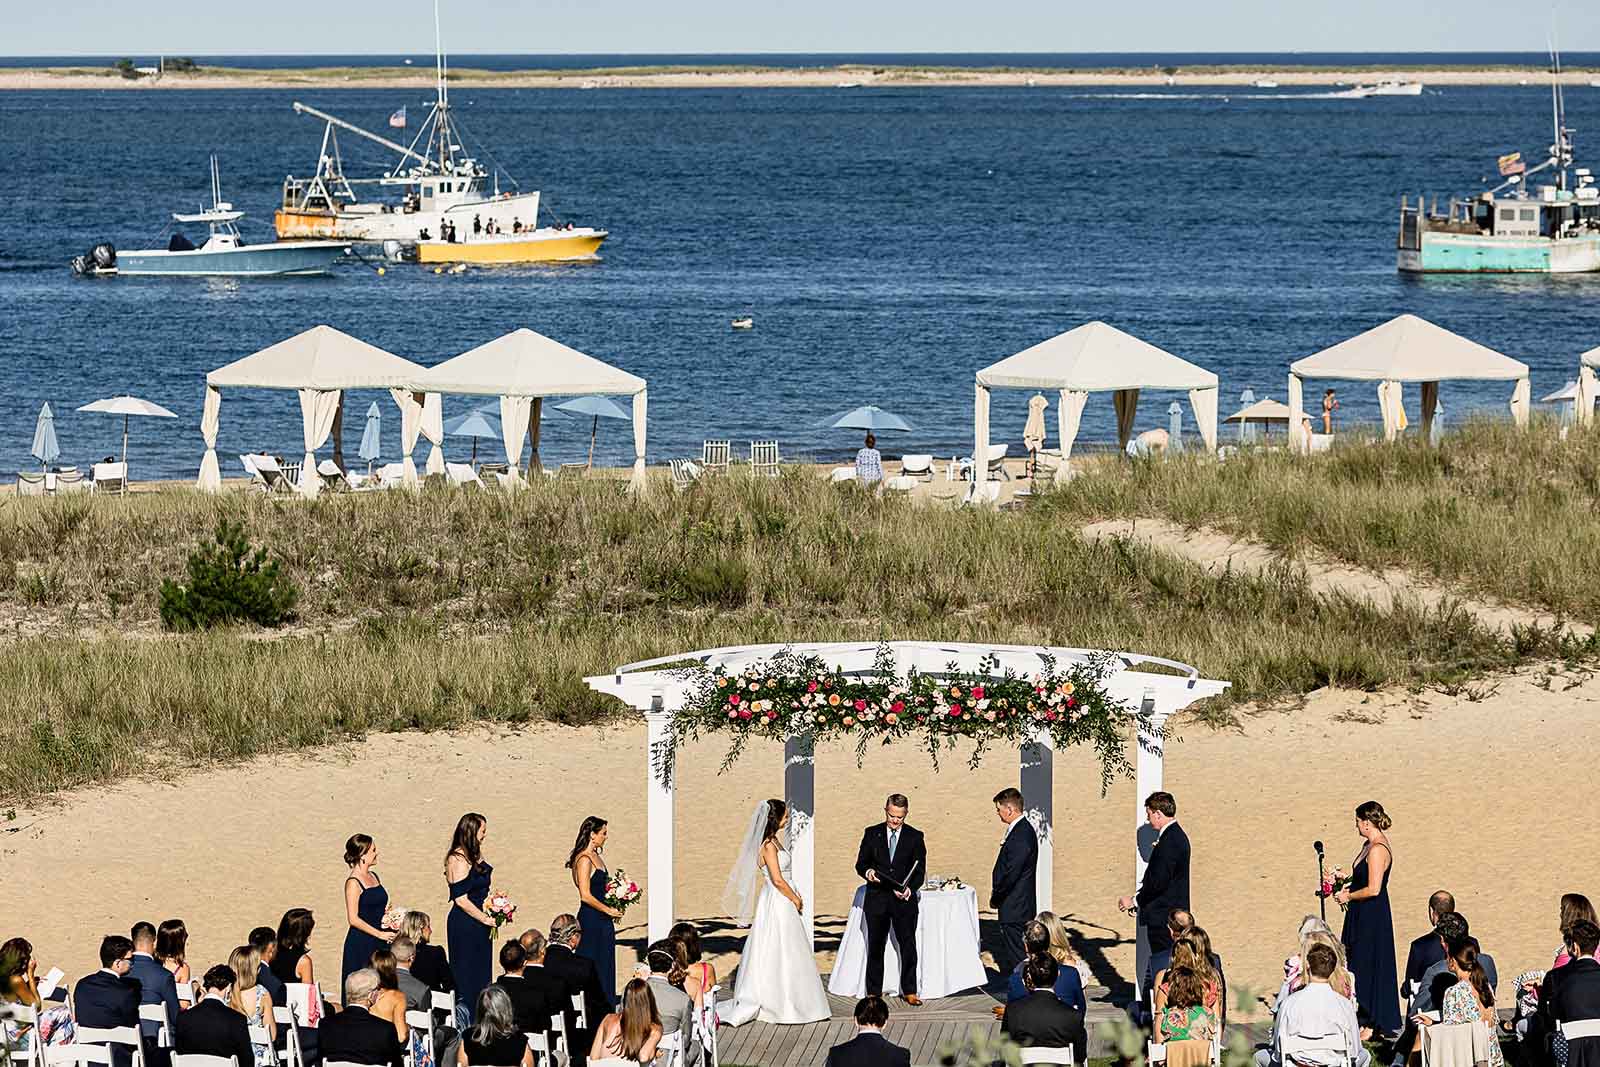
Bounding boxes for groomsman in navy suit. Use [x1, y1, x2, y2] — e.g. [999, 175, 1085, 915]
[990, 787, 1039, 978]
[75, 935, 142, 1067]
[1118, 791, 1190, 954]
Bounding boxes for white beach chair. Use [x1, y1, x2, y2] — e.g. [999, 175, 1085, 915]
[1308, 433, 1334, 454]
[55, 468, 86, 494]
[557, 462, 588, 479]
[375, 463, 408, 490]
[245, 455, 295, 494]
[701, 440, 731, 476]
[985, 443, 1011, 480]
[669, 458, 701, 492]
[883, 475, 917, 495]
[900, 454, 933, 480]
[749, 440, 781, 478]
[317, 459, 352, 493]
[829, 466, 857, 483]
[445, 462, 484, 489]
[17, 472, 47, 496]
[90, 462, 127, 495]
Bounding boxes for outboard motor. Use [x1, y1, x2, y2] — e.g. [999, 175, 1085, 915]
[71, 242, 116, 276]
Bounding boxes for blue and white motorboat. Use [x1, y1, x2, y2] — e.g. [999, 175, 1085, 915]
[73, 157, 350, 277]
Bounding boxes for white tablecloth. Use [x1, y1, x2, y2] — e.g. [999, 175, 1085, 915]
[827, 884, 987, 1000]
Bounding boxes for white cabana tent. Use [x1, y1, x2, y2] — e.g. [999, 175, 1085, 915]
[1576, 346, 1600, 426]
[1288, 315, 1531, 450]
[415, 328, 648, 486]
[202, 326, 429, 494]
[974, 322, 1219, 487]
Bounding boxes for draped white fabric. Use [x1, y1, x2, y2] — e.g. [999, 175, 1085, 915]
[500, 395, 533, 477]
[388, 388, 423, 486]
[1188, 386, 1219, 453]
[1288, 374, 1306, 452]
[1509, 376, 1531, 429]
[421, 392, 445, 475]
[1057, 389, 1088, 459]
[1376, 380, 1407, 441]
[297, 388, 342, 495]
[1419, 381, 1440, 444]
[197, 385, 222, 492]
[1580, 366, 1599, 428]
[1113, 388, 1140, 449]
[631, 389, 648, 488]
[973, 384, 991, 487]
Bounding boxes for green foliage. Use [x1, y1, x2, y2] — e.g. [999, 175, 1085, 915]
[158, 520, 298, 631]
[166, 57, 199, 73]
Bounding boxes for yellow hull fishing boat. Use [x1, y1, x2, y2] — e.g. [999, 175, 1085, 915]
[415, 227, 607, 264]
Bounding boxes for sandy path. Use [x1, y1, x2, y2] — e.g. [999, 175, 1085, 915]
[1080, 517, 1587, 637]
[4, 666, 1596, 1017]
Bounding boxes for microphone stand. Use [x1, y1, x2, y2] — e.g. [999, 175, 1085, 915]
[1315, 840, 1327, 922]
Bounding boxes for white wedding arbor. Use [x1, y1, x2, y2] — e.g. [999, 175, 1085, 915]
[586, 640, 1230, 971]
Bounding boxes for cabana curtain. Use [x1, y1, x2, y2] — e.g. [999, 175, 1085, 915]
[198, 386, 222, 492]
[1057, 389, 1088, 459]
[298, 389, 342, 494]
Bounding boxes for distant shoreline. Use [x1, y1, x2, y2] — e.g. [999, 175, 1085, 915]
[2, 64, 1598, 90]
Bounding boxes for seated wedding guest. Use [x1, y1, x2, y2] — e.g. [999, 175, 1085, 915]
[1418, 940, 1502, 1067]
[403, 912, 457, 996]
[1005, 921, 1085, 1011]
[175, 965, 255, 1067]
[228, 945, 277, 1067]
[493, 940, 560, 1050]
[546, 913, 611, 1058]
[515, 932, 567, 1046]
[0, 938, 75, 1052]
[156, 920, 193, 990]
[1256, 943, 1367, 1067]
[1281, 928, 1356, 1009]
[1002, 956, 1087, 1061]
[457, 987, 533, 1067]
[1154, 937, 1222, 1020]
[1536, 920, 1600, 1066]
[1555, 896, 1600, 969]
[321, 969, 405, 1067]
[669, 922, 717, 1014]
[1134, 909, 1197, 1024]
[130, 921, 181, 1052]
[77, 935, 141, 1067]
[1403, 891, 1456, 998]
[250, 928, 286, 1006]
[1153, 966, 1220, 1052]
[644, 940, 697, 1066]
[392, 937, 431, 1011]
[370, 948, 410, 1041]
[1038, 912, 1092, 988]
[588, 979, 661, 1067]
[1188, 927, 1228, 1022]
[1409, 912, 1498, 1016]
[824, 995, 910, 1067]
[272, 909, 318, 988]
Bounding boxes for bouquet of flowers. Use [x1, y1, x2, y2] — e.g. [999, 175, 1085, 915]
[1318, 867, 1353, 909]
[381, 904, 409, 932]
[485, 891, 517, 941]
[603, 869, 643, 916]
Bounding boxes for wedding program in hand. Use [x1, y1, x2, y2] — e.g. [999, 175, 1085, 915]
[854, 792, 928, 1006]
[723, 798, 830, 1025]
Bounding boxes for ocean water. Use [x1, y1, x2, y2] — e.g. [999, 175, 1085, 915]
[2, 83, 1600, 480]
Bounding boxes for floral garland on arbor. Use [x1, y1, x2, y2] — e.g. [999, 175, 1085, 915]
[652, 645, 1151, 793]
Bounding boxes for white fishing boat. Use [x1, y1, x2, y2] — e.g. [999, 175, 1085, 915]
[73, 157, 349, 277]
[1251, 79, 1279, 89]
[274, 1, 604, 262]
[1366, 79, 1424, 95]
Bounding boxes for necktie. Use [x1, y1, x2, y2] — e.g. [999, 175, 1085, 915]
[888, 829, 899, 862]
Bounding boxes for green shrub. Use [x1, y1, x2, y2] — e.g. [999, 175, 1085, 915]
[158, 521, 298, 631]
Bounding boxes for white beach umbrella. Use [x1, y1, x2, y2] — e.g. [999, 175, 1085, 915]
[76, 395, 178, 471]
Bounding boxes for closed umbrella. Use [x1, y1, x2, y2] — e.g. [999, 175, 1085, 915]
[555, 395, 631, 470]
[1429, 398, 1445, 446]
[1022, 394, 1048, 452]
[358, 402, 383, 468]
[1167, 400, 1185, 453]
[31, 403, 59, 471]
[444, 406, 502, 464]
[75, 395, 177, 485]
[1237, 388, 1256, 444]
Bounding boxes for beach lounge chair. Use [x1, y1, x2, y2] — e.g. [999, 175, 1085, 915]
[701, 439, 731, 476]
[17, 471, 46, 496]
[986, 443, 1011, 480]
[478, 462, 510, 478]
[883, 475, 917, 495]
[445, 461, 484, 489]
[749, 440, 781, 478]
[316, 459, 353, 492]
[55, 468, 86, 494]
[669, 458, 701, 493]
[244, 455, 295, 494]
[900, 454, 933, 480]
[1308, 433, 1334, 454]
[557, 462, 588, 479]
[90, 461, 127, 495]
[829, 467, 857, 483]
[374, 463, 407, 490]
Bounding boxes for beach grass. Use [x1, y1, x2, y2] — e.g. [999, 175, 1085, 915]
[0, 470, 1583, 801]
[1044, 416, 1600, 621]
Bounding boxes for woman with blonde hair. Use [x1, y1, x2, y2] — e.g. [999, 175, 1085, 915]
[400, 911, 457, 996]
[589, 978, 661, 1066]
[1036, 912, 1091, 987]
[1279, 928, 1356, 1009]
[227, 945, 277, 1067]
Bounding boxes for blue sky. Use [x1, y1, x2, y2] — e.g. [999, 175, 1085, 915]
[8, 0, 1599, 55]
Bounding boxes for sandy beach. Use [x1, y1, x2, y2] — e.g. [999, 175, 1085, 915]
[4, 661, 1593, 1016]
[2, 66, 1596, 91]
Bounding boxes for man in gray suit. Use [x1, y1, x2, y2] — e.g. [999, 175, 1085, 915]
[645, 941, 700, 1066]
[393, 937, 458, 1067]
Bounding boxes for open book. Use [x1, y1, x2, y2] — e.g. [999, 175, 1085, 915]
[879, 860, 920, 893]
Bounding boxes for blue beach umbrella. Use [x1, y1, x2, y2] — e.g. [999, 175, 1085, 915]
[31, 403, 59, 470]
[444, 406, 502, 464]
[555, 395, 631, 470]
[818, 404, 915, 433]
[358, 402, 382, 467]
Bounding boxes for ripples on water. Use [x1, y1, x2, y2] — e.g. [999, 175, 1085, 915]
[2, 84, 1598, 478]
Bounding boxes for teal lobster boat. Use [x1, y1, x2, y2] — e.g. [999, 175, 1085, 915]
[1396, 62, 1600, 274]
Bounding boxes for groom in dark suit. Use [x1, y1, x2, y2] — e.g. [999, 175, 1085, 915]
[990, 787, 1038, 978]
[1118, 791, 1190, 954]
[855, 793, 927, 1006]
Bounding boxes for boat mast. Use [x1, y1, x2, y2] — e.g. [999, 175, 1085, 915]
[1551, 46, 1572, 192]
[210, 155, 221, 211]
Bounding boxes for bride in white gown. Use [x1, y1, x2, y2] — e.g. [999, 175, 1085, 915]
[724, 799, 831, 1025]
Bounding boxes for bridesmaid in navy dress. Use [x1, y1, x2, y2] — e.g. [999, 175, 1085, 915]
[568, 816, 623, 1009]
[445, 813, 497, 1023]
[341, 834, 396, 993]
[1337, 800, 1402, 1038]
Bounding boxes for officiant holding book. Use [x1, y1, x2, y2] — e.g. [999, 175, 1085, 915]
[855, 793, 928, 1006]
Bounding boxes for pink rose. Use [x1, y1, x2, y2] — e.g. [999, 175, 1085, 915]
[727, 710, 738, 719]
[738, 709, 752, 719]
[971, 686, 986, 700]
[853, 699, 867, 711]
[1045, 710, 1058, 721]
[983, 710, 996, 722]
[766, 711, 778, 721]
[807, 681, 819, 693]
[891, 700, 904, 713]
[1066, 697, 1077, 708]
[729, 693, 741, 705]
[948, 707, 961, 718]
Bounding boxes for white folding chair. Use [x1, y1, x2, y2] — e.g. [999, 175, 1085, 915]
[137, 1004, 172, 1049]
[1562, 1021, 1600, 1040]
[43, 1046, 113, 1067]
[74, 1027, 143, 1067]
[1147, 1043, 1167, 1065]
[269, 1006, 302, 1067]
[1018, 1048, 1076, 1065]
[1281, 1032, 1350, 1067]
[6, 1004, 43, 1067]
[522, 1031, 554, 1067]
[245, 1026, 276, 1067]
[90, 462, 127, 496]
[568, 992, 588, 1031]
[701, 440, 730, 476]
[547, 1012, 567, 1064]
[323, 1061, 370, 1067]
[429, 990, 456, 1019]
[1419, 1020, 1483, 1067]
[695, 984, 720, 1067]
[655, 1030, 682, 1067]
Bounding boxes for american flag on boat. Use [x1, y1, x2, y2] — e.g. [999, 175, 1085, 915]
[1498, 151, 1525, 176]
[388, 107, 407, 128]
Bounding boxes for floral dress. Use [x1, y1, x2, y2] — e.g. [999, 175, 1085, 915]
[1156, 1003, 1219, 1043]
[2, 1001, 75, 1051]
[241, 987, 277, 1067]
[1441, 982, 1503, 1067]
